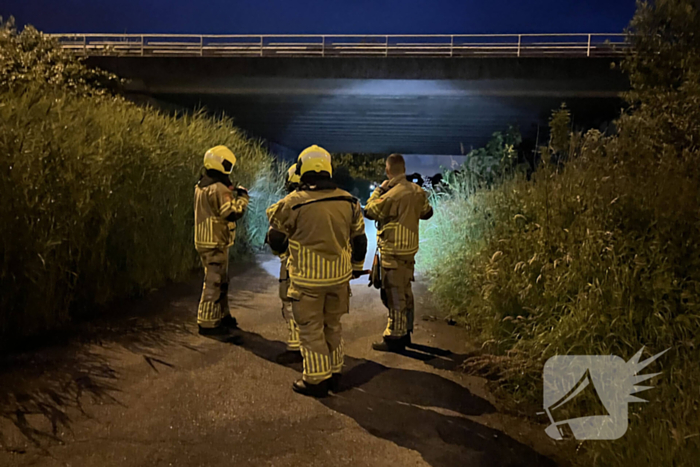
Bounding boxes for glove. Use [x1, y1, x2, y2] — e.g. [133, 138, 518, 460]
[236, 186, 249, 196]
[352, 270, 365, 279]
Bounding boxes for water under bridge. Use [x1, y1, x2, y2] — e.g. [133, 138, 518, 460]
[56, 33, 630, 155]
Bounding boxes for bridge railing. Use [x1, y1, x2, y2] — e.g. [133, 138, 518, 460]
[50, 33, 629, 58]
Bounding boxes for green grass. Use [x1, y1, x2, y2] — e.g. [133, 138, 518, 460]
[0, 20, 281, 343]
[0, 85, 276, 342]
[420, 2, 700, 460]
[237, 161, 286, 253]
[419, 128, 700, 465]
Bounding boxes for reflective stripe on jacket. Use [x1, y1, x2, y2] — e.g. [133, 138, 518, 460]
[194, 179, 248, 250]
[267, 187, 366, 289]
[364, 175, 432, 265]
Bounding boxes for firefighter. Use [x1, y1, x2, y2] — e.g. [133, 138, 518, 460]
[266, 146, 367, 397]
[194, 145, 249, 336]
[278, 164, 301, 353]
[364, 153, 433, 352]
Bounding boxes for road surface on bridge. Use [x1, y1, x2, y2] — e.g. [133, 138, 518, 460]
[0, 231, 569, 467]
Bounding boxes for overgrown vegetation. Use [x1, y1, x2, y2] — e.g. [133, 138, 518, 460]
[331, 153, 386, 202]
[243, 162, 286, 251]
[0, 17, 121, 95]
[0, 19, 276, 343]
[332, 153, 386, 181]
[420, 0, 700, 465]
[461, 126, 524, 185]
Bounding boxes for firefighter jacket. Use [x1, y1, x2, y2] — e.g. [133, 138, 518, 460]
[266, 181, 367, 289]
[364, 175, 433, 267]
[194, 171, 249, 251]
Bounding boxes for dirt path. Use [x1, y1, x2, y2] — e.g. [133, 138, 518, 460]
[0, 250, 567, 467]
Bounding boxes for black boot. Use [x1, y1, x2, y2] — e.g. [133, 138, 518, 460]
[329, 373, 342, 393]
[292, 379, 328, 398]
[372, 337, 406, 352]
[220, 315, 238, 329]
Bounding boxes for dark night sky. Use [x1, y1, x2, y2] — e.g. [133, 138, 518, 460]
[2, 1, 637, 34]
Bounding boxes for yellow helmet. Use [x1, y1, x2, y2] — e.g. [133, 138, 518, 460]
[203, 145, 236, 175]
[298, 145, 332, 177]
[287, 164, 301, 184]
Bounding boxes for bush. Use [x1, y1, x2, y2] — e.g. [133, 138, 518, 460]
[462, 126, 523, 185]
[0, 21, 276, 343]
[0, 18, 120, 95]
[420, 1, 700, 465]
[332, 153, 386, 202]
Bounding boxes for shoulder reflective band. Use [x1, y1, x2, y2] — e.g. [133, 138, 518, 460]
[291, 196, 358, 211]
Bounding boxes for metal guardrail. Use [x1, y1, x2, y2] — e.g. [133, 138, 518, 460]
[50, 33, 629, 58]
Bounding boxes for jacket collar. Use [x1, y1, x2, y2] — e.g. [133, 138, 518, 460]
[199, 169, 233, 189]
[386, 174, 408, 190]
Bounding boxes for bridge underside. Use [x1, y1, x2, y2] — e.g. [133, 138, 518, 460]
[90, 56, 628, 155]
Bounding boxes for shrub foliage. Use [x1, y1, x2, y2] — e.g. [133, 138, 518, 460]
[0, 20, 275, 342]
[420, 1, 700, 464]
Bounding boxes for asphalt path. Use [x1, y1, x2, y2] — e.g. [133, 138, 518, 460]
[0, 231, 568, 466]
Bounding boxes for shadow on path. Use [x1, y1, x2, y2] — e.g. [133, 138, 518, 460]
[394, 342, 472, 372]
[0, 348, 120, 455]
[0, 301, 197, 453]
[231, 329, 558, 467]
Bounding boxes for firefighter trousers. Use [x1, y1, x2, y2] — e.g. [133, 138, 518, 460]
[289, 282, 349, 384]
[380, 259, 415, 339]
[197, 248, 230, 328]
[279, 262, 300, 351]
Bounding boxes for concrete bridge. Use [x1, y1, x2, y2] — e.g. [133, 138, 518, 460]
[56, 34, 630, 155]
